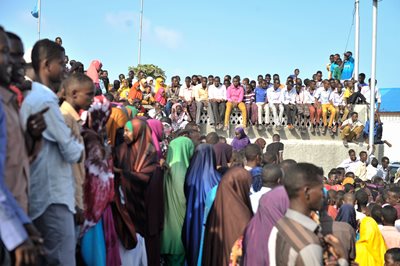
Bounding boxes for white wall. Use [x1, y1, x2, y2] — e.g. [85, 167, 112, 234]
[381, 114, 400, 162]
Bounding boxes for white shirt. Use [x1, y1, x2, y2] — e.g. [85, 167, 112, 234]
[315, 88, 332, 104]
[179, 84, 194, 101]
[338, 157, 361, 173]
[366, 164, 379, 181]
[267, 87, 282, 104]
[360, 86, 382, 104]
[304, 89, 317, 104]
[377, 165, 389, 179]
[250, 187, 271, 213]
[329, 90, 345, 107]
[342, 118, 363, 131]
[280, 87, 297, 105]
[208, 84, 226, 100]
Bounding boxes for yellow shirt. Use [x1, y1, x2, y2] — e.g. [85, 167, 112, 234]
[118, 87, 130, 99]
[343, 87, 353, 99]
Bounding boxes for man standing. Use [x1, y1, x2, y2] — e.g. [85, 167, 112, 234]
[268, 163, 347, 265]
[280, 80, 297, 130]
[341, 52, 355, 81]
[224, 76, 247, 130]
[266, 79, 284, 129]
[179, 76, 196, 121]
[208, 76, 226, 130]
[340, 112, 364, 146]
[20, 39, 84, 265]
[315, 80, 336, 135]
[338, 149, 360, 173]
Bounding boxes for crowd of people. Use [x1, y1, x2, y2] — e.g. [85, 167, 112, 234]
[1, 26, 399, 266]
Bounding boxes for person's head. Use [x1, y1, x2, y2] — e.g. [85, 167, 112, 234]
[279, 159, 297, 178]
[273, 79, 280, 89]
[63, 73, 95, 111]
[223, 79, 231, 88]
[388, 187, 400, 206]
[262, 151, 277, 165]
[348, 149, 356, 162]
[323, 79, 330, 90]
[382, 156, 390, 169]
[0, 27, 11, 87]
[381, 205, 397, 226]
[137, 71, 145, 80]
[207, 74, 214, 85]
[294, 68, 299, 76]
[344, 183, 354, 193]
[119, 73, 125, 82]
[214, 76, 221, 87]
[6, 32, 25, 86]
[128, 70, 134, 79]
[385, 248, 400, 266]
[316, 71, 322, 81]
[344, 51, 352, 60]
[234, 127, 246, 139]
[329, 54, 334, 63]
[31, 38, 66, 90]
[286, 80, 294, 90]
[283, 163, 324, 212]
[265, 74, 271, 84]
[55, 37, 62, 46]
[371, 157, 379, 168]
[334, 54, 340, 62]
[262, 164, 283, 187]
[257, 75, 263, 83]
[201, 76, 207, 88]
[328, 170, 337, 184]
[355, 189, 369, 210]
[255, 138, 266, 151]
[359, 151, 368, 163]
[349, 112, 358, 123]
[358, 73, 366, 83]
[309, 80, 316, 90]
[232, 76, 240, 87]
[272, 134, 280, 142]
[343, 192, 356, 205]
[184, 76, 191, 87]
[244, 144, 262, 165]
[206, 132, 219, 145]
[260, 79, 267, 88]
[327, 190, 337, 206]
[230, 151, 245, 168]
[336, 82, 343, 94]
[219, 136, 227, 143]
[224, 74, 231, 82]
[191, 75, 198, 85]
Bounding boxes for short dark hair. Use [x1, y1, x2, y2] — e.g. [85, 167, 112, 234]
[386, 248, 400, 262]
[382, 156, 390, 163]
[348, 149, 355, 155]
[244, 144, 261, 161]
[206, 132, 219, 145]
[262, 164, 283, 185]
[283, 163, 323, 199]
[371, 158, 379, 167]
[350, 112, 358, 117]
[6, 31, 21, 42]
[359, 73, 366, 78]
[355, 189, 369, 208]
[62, 73, 93, 94]
[382, 205, 397, 225]
[31, 39, 65, 73]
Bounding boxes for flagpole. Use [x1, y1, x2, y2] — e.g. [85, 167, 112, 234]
[369, 0, 378, 149]
[138, 0, 144, 65]
[38, 0, 41, 40]
[354, 0, 360, 79]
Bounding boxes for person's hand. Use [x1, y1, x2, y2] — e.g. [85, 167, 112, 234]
[27, 107, 49, 140]
[24, 224, 45, 256]
[14, 239, 38, 266]
[74, 207, 85, 226]
[324, 234, 346, 259]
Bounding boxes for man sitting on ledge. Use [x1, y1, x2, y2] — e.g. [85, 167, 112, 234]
[224, 76, 247, 130]
[340, 111, 364, 146]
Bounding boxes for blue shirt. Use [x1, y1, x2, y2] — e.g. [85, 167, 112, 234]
[0, 98, 29, 251]
[20, 82, 84, 219]
[254, 87, 267, 103]
[341, 57, 354, 80]
[330, 63, 338, 73]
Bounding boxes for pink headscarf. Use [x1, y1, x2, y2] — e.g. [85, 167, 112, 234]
[147, 119, 163, 159]
[154, 87, 167, 106]
[86, 59, 102, 84]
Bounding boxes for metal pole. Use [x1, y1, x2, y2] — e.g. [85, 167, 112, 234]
[369, 0, 378, 148]
[38, 0, 41, 40]
[354, 0, 360, 79]
[138, 0, 144, 65]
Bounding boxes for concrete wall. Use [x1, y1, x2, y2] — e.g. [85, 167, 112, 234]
[381, 113, 400, 162]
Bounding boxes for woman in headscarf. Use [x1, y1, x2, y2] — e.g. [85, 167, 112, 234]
[242, 186, 289, 266]
[170, 103, 190, 132]
[161, 137, 195, 266]
[86, 60, 102, 91]
[117, 79, 130, 100]
[146, 76, 155, 93]
[112, 118, 163, 266]
[155, 77, 166, 94]
[182, 144, 221, 266]
[335, 203, 357, 230]
[231, 127, 250, 151]
[355, 216, 387, 265]
[146, 119, 163, 160]
[201, 167, 253, 266]
[154, 85, 167, 106]
[105, 105, 129, 147]
[128, 78, 146, 102]
[80, 95, 120, 266]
